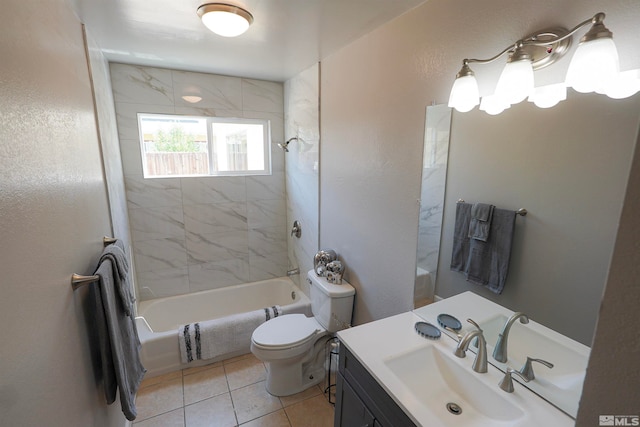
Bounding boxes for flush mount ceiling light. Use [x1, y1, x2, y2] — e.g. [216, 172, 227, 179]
[181, 95, 203, 103]
[197, 3, 253, 37]
[448, 12, 640, 114]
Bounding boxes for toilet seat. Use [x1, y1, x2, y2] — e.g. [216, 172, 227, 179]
[252, 314, 324, 350]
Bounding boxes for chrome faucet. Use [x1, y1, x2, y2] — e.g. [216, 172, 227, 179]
[454, 319, 488, 373]
[493, 312, 529, 363]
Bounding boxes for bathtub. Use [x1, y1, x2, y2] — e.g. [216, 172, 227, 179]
[135, 277, 312, 377]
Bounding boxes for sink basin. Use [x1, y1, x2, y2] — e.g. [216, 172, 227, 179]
[474, 315, 588, 391]
[384, 344, 524, 426]
[414, 292, 590, 418]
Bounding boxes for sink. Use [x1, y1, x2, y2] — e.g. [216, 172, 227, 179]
[414, 292, 590, 418]
[384, 344, 524, 426]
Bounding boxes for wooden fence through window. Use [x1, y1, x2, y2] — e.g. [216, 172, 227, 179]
[145, 152, 209, 176]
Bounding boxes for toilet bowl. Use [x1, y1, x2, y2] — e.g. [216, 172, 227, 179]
[250, 270, 355, 396]
[251, 314, 328, 396]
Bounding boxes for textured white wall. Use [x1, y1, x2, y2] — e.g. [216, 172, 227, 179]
[0, 0, 126, 425]
[320, 0, 640, 332]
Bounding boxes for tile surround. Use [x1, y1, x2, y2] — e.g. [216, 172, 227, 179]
[133, 354, 333, 427]
[415, 105, 451, 303]
[284, 63, 320, 296]
[110, 63, 286, 300]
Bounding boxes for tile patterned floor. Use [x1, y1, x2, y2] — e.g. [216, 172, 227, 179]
[133, 354, 335, 427]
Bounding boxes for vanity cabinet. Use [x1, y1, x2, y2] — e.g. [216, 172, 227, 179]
[335, 344, 416, 427]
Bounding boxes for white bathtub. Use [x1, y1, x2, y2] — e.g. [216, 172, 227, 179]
[135, 277, 312, 377]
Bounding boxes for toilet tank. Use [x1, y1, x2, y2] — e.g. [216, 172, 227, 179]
[307, 270, 355, 333]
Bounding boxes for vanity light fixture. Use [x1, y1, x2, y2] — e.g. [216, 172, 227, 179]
[448, 12, 640, 114]
[197, 3, 253, 38]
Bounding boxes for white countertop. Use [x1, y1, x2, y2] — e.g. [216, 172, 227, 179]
[338, 294, 576, 427]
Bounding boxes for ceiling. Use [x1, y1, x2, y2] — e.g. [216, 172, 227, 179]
[74, 0, 425, 82]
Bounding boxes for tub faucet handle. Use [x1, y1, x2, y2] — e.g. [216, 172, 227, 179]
[291, 220, 302, 238]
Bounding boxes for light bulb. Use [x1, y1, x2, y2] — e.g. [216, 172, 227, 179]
[604, 69, 640, 99]
[528, 84, 567, 108]
[448, 74, 480, 113]
[495, 58, 534, 105]
[479, 94, 510, 115]
[566, 37, 619, 94]
[201, 11, 250, 37]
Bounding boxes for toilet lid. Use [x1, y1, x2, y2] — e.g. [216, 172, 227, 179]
[252, 314, 323, 349]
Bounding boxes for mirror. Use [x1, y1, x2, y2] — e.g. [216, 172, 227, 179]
[414, 91, 640, 416]
[415, 92, 640, 343]
[414, 104, 452, 308]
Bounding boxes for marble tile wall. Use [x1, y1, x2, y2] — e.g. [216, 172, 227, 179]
[284, 63, 320, 296]
[415, 105, 452, 303]
[110, 63, 286, 300]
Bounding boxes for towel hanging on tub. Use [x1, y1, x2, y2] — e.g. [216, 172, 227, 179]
[179, 306, 281, 364]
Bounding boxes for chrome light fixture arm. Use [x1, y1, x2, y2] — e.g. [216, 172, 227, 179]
[463, 42, 522, 68]
[459, 13, 605, 68]
[523, 13, 607, 48]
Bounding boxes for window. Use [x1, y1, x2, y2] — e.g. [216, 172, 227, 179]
[138, 114, 271, 178]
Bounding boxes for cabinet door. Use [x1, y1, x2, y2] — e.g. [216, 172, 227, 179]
[335, 373, 376, 427]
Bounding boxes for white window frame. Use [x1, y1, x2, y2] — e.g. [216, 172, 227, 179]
[137, 113, 272, 179]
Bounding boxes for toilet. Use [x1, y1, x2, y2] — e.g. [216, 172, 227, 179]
[250, 270, 355, 396]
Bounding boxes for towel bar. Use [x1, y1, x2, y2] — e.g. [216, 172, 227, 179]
[71, 237, 118, 290]
[103, 236, 118, 246]
[71, 273, 99, 290]
[457, 199, 527, 216]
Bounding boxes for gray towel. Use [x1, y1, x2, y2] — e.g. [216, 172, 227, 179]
[450, 202, 472, 272]
[465, 208, 517, 294]
[98, 240, 134, 316]
[93, 257, 146, 421]
[467, 203, 495, 242]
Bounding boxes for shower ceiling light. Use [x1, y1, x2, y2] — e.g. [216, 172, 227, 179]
[448, 12, 640, 114]
[197, 3, 253, 37]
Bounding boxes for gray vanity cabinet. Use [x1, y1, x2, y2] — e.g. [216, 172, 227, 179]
[335, 344, 417, 427]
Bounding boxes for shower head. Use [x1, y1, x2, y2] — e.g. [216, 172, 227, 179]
[277, 136, 298, 152]
[277, 142, 289, 152]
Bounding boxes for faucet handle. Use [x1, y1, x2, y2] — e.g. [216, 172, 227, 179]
[443, 325, 463, 341]
[466, 318, 482, 331]
[499, 367, 530, 393]
[519, 357, 554, 381]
